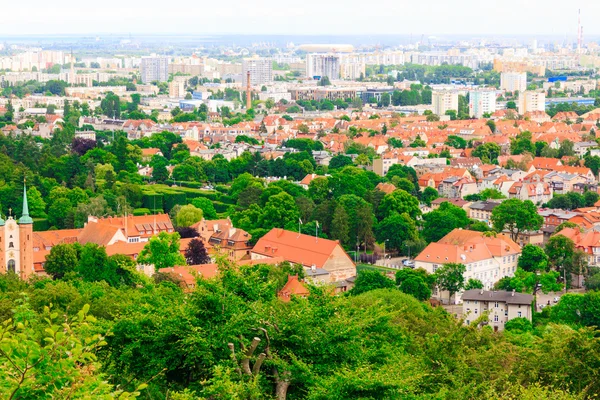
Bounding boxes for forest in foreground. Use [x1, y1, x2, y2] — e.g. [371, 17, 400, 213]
[0, 258, 599, 400]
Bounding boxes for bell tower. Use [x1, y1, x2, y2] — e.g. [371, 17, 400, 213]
[18, 181, 34, 279]
[0, 212, 5, 273]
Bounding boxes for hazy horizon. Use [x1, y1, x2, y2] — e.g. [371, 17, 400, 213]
[2, 0, 599, 37]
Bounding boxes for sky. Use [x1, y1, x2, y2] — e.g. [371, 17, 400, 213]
[1, 0, 598, 37]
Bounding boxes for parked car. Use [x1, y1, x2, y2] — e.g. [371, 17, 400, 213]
[402, 259, 415, 268]
[553, 296, 560, 303]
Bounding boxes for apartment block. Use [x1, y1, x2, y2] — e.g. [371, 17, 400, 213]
[306, 54, 340, 80]
[518, 90, 546, 114]
[469, 90, 497, 118]
[431, 91, 459, 116]
[500, 72, 527, 93]
[242, 57, 273, 87]
[140, 56, 169, 83]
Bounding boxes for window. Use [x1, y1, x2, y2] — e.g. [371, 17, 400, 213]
[505, 310, 508, 316]
[494, 302, 499, 308]
[517, 311, 522, 318]
[494, 315, 499, 322]
[7, 260, 15, 273]
[466, 320, 470, 325]
[474, 309, 478, 314]
[8, 242, 14, 248]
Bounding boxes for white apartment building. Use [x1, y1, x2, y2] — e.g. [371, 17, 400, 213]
[469, 90, 497, 118]
[140, 56, 169, 83]
[431, 91, 459, 116]
[518, 90, 546, 114]
[462, 289, 534, 331]
[242, 57, 273, 87]
[306, 54, 340, 80]
[339, 54, 366, 80]
[500, 72, 527, 93]
[414, 229, 522, 303]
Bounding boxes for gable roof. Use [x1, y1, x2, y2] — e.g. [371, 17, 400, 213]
[252, 228, 353, 269]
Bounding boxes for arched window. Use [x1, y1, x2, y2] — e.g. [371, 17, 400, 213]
[8, 242, 14, 248]
[7, 260, 16, 273]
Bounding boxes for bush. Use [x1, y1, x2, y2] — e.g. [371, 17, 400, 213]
[505, 317, 533, 333]
[133, 208, 152, 216]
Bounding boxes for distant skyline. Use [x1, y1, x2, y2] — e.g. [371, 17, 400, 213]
[2, 0, 599, 37]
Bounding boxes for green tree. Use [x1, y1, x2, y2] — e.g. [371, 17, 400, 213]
[176, 204, 204, 227]
[330, 205, 350, 246]
[377, 189, 421, 220]
[422, 202, 470, 243]
[26, 186, 47, 218]
[76, 243, 109, 283]
[464, 278, 484, 290]
[518, 244, 549, 273]
[374, 213, 418, 253]
[350, 270, 395, 295]
[138, 231, 186, 271]
[191, 197, 218, 220]
[43, 243, 79, 279]
[435, 263, 466, 303]
[472, 142, 501, 164]
[422, 187, 439, 206]
[260, 192, 299, 230]
[490, 199, 543, 242]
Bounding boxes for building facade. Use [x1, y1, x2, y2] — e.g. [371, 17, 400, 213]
[431, 91, 459, 116]
[0, 184, 34, 279]
[469, 90, 497, 118]
[242, 57, 273, 87]
[306, 54, 340, 80]
[140, 56, 169, 83]
[462, 289, 534, 331]
[518, 90, 546, 114]
[500, 72, 527, 93]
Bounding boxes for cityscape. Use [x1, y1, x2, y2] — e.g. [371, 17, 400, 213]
[1, 2, 600, 398]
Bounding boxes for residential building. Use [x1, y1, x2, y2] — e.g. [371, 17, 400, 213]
[500, 72, 527, 93]
[431, 91, 459, 116]
[414, 229, 521, 302]
[468, 201, 501, 226]
[469, 90, 497, 118]
[242, 57, 273, 87]
[251, 228, 355, 282]
[306, 54, 340, 80]
[518, 90, 546, 114]
[208, 227, 252, 261]
[462, 289, 534, 331]
[168, 79, 186, 99]
[507, 181, 552, 204]
[140, 56, 169, 83]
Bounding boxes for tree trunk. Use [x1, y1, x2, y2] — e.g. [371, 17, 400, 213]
[276, 379, 290, 400]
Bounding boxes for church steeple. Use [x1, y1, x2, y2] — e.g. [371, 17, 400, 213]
[19, 180, 33, 225]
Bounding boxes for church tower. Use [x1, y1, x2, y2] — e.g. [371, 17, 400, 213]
[18, 182, 34, 279]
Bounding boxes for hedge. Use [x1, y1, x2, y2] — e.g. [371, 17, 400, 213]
[162, 190, 187, 213]
[133, 208, 152, 216]
[33, 218, 50, 232]
[142, 192, 164, 210]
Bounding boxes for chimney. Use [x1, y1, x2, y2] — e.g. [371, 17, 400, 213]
[480, 289, 484, 295]
[246, 71, 252, 110]
[511, 289, 515, 297]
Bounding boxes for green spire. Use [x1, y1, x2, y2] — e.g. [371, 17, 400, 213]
[19, 180, 33, 225]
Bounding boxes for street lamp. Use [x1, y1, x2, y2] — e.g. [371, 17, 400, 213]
[383, 239, 389, 265]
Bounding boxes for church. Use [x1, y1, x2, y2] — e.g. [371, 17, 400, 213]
[0, 183, 34, 279]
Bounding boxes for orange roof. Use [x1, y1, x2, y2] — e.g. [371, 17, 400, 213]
[278, 275, 310, 302]
[252, 228, 353, 269]
[415, 229, 521, 264]
[376, 182, 396, 194]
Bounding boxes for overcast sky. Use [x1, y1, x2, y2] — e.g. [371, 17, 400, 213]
[1, 0, 598, 36]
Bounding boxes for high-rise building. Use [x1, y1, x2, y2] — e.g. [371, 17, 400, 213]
[431, 91, 459, 116]
[242, 57, 273, 87]
[500, 72, 527, 93]
[339, 54, 366, 80]
[306, 54, 340, 80]
[168, 78, 186, 99]
[140, 56, 169, 83]
[469, 90, 497, 118]
[518, 91, 546, 114]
